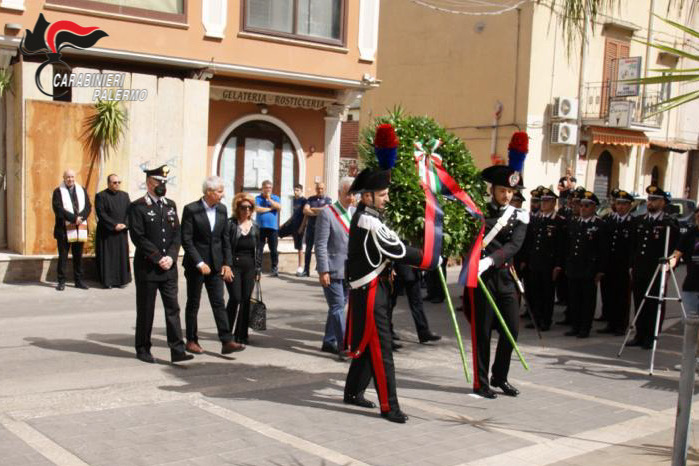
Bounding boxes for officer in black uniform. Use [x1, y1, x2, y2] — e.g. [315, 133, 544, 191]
[599, 189, 634, 335]
[343, 168, 427, 424]
[628, 185, 679, 349]
[563, 191, 608, 338]
[598, 188, 620, 323]
[128, 165, 193, 364]
[556, 186, 586, 325]
[521, 187, 566, 331]
[530, 186, 543, 216]
[469, 165, 527, 399]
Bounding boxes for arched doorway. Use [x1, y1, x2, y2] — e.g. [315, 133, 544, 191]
[594, 150, 613, 199]
[217, 120, 299, 225]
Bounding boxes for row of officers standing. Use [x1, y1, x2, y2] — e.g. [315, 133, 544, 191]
[518, 183, 678, 347]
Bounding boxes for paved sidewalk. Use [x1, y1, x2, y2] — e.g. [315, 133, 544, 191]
[0, 267, 696, 465]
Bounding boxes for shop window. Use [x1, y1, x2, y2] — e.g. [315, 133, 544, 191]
[217, 121, 299, 225]
[47, 0, 186, 22]
[244, 0, 345, 46]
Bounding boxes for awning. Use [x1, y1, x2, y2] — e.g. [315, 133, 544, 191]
[649, 140, 697, 153]
[589, 126, 649, 147]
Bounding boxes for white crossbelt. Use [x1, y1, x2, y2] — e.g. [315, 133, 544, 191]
[349, 260, 389, 289]
[483, 205, 516, 248]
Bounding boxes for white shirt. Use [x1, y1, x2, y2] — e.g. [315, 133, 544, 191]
[648, 211, 663, 221]
[579, 215, 594, 223]
[201, 198, 216, 232]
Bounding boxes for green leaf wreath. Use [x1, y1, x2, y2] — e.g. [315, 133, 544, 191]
[358, 108, 487, 258]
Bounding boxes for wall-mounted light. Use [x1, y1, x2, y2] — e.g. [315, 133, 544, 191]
[257, 103, 268, 114]
[308, 145, 316, 155]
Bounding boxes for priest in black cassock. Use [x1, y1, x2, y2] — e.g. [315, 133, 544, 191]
[95, 174, 132, 288]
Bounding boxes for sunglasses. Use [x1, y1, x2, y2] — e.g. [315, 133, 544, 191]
[110, 181, 121, 184]
[238, 205, 253, 211]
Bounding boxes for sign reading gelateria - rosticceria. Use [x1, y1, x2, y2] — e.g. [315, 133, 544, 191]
[210, 86, 335, 110]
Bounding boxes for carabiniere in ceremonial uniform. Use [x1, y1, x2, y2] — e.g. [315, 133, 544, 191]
[563, 190, 608, 338]
[521, 187, 566, 331]
[470, 164, 527, 400]
[628, 185, 679, 349]
[343, 125, 430, 424]
[128, 164, 193, 364]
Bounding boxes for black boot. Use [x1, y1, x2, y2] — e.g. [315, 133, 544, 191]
[491, 378, 520, 397]
[381, 409, 408, 423]
[343, 394, 376, 409]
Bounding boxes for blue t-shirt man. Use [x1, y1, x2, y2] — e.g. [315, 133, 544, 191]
[256, 193, 281, 230]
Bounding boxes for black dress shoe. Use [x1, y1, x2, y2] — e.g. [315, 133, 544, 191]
[642, 340, 654, 350]
[556, 319, 572, 326]
[626, 337, 643, 347]
[491, 379, 519, 397]
[136, 352, 155, 364]
[75, 281, 89, 290]
[381, 409, 408, 423]
[392, 341, 402, 351]
[391, 333, 402, 341]
[418, 331, 442, 344]
[474, 386, 497, 399]
[55, 282, 65, 291]
[576, 331, 590, 339]
[171, 351, 194, 363]
[597, 326, 615, 334]
[564, 329, 579, 336]
[540, 324, 551, 332]
[343, 394, 376, 409]
[321, 342, 338, 355]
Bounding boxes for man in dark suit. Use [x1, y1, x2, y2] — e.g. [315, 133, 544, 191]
[128, 164, 193, 364]
[52, 169, 91, 290]
[181, 176, 244, 355]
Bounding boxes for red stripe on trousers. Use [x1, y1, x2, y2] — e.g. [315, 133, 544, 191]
[468, 287, 480, 389]
[369, 328, 390, 412]
[347, 278, 378, 359]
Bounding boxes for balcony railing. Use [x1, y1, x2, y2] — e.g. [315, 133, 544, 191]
[581, 81, 665, 127]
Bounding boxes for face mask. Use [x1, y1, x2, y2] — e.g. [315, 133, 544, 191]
[154, 184, 167, 197]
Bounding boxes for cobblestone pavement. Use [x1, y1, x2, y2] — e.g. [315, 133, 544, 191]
[0, 267, 697, 465]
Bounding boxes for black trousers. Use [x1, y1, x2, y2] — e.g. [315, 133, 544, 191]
[225, 255, 257, 342]
[425, 261, 447, 300]
[568, 277, 597, 334]
[258, 228, 278, 271]
[471, 270, 520, 389]
[134, 278, 186, 355]
[184, 268, 232, 344]
[527, 268, 556, 328]
[345, 280, 399, 413]
[389, 275, 430, 337]
[304, 226, 315, 273]
[600, 274, 613, 321]
[633, 270, 665, 345]
[56, 234, 84, 283]
[556, 272, 568, 305]
[606, 268, 631, 332]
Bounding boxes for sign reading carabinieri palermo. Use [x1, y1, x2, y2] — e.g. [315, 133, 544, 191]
[210, 86, 334, 110]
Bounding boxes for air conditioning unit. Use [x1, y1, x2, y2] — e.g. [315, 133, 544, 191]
[552, 97, 578, 119]
[550, 122, 578, 145]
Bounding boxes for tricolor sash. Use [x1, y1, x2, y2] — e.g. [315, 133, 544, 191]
[329, 201, 351, 234]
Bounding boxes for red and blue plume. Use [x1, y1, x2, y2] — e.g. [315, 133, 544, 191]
[374, 123, 399, 170]
[507, 131, 528, 173]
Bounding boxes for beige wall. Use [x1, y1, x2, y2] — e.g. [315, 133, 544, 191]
[0, 1, 375, 88]
[361, 0, 534, 170]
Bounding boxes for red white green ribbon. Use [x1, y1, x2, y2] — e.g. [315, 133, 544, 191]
[329, 201, 351, 233]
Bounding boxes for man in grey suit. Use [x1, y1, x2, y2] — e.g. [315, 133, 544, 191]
[315, 177, 355, 360]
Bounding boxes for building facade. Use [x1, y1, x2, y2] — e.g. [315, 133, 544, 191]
[361, 0, 699, 206]
[0, 0, 381, 254]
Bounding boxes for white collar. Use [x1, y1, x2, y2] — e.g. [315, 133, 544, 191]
[201, 198, 217, 210]
[648, 211, 663, 220]
[580, 215, 594, 223]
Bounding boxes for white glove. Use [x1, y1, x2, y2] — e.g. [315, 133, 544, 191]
[438, 256, 444, 267]
[478, 257, 494, 276]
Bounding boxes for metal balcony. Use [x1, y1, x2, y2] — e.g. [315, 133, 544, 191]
[581, 81, 664, 128]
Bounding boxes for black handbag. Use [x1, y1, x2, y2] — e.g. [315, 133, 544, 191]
[249, 280, 267, 331]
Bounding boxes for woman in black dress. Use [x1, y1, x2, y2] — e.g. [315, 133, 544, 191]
[226, 193, 261, 344]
